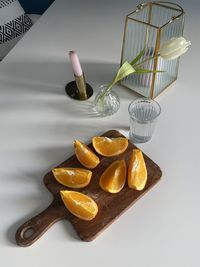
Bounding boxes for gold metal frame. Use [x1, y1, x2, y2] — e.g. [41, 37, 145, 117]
[120, 1, 185, 99]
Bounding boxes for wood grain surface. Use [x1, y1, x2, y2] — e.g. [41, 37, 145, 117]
[15, 130, 162, 246]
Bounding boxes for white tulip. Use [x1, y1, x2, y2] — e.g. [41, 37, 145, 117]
[159, 37, 191, 60]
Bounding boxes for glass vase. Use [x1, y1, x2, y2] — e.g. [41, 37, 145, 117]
[94, 84, 120, 117]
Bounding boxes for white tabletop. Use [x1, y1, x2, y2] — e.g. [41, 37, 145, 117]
[1, 0, 200, 266]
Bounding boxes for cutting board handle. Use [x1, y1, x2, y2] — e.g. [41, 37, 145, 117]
[15, 200, 68, 246]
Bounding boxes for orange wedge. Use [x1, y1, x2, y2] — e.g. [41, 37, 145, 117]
[128, 149, 147, 191]
[60, 190, 98, 221]
[74, 140, 100, 169]
[99, 160, 127, 193]
[52, 168, 92, 188]
[92, 136, 128, 157]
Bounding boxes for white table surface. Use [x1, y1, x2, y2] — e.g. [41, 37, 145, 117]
[1, 0, 200, 266]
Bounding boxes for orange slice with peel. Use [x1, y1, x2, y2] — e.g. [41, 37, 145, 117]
[128, 149, 147, 191]
[52, 168, 92, 188]
[60, 190, 98, 221]
[92, 136, 128, 157]
[99, 160, 127, 193]
[74, 140, 100, 169]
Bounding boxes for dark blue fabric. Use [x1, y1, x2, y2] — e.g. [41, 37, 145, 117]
[19, 0, 55, 14]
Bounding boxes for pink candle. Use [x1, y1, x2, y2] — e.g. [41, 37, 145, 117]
[69, 51, 83, 77]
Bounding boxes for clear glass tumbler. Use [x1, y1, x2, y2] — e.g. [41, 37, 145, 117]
[128, 98, 161, 143]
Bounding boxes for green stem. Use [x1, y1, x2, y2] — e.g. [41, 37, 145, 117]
[96, 84, 113, 105]
[133, 54, 160, 68]
[105, 80, 115, 94]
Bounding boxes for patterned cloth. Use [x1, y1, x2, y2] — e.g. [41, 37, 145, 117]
[0, 0, 15, 8]
[0, 14, 32, 43]
[0, 0, 32, 43]
[0, 0, 33, 59]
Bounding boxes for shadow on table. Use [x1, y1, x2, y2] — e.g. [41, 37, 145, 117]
[0, 59, 139, 116]
[0, 59, 119, 92]
[0, 60, 127, 118]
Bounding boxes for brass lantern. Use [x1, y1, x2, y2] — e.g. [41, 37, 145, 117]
[120, 1, 185, 98]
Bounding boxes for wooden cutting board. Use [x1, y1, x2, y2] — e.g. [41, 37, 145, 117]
[15, 130, 162, 246]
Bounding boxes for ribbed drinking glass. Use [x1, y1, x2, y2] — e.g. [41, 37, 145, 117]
[128, 98, 161, 143]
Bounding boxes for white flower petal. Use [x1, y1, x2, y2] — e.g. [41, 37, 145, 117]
[160, 38, 179, 52]
[159, 37, 191, 60]
[161, 47, 189, 60]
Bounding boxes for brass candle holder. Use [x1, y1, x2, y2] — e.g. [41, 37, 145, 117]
[65, 73, 93, 100]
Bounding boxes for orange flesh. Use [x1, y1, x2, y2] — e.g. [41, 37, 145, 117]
[60, 190, 98, 221]
[92, 137, 128, 157]
[99, 160, 127, 193]
[128, 149, 147, 191]
[52, 168, 92, 188]
[74, 140, 100, 169]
